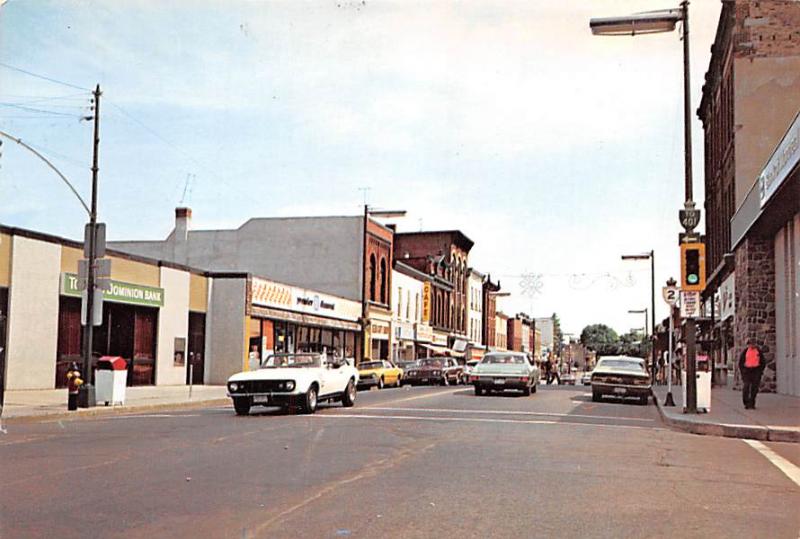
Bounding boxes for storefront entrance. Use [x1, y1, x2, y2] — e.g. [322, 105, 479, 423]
[187, 312, 205, 384]
[56, 297, 158, 388]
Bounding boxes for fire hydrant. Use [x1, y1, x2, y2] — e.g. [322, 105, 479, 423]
[66, 362, 83, 411]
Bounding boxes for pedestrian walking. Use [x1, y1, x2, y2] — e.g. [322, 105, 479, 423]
[738, 338, 766, 410]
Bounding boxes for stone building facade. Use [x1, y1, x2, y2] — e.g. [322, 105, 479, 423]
[698, 0, 800, 394]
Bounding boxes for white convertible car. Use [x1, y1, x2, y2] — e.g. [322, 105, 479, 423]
[226, 352, 359, 415]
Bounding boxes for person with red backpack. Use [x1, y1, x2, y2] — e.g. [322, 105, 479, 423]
[738, 338, 765, 410]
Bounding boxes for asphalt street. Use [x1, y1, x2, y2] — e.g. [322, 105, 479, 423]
[1, 383, 798, 539]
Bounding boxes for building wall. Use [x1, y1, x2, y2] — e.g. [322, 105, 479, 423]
[189, 273, 208, 313]
[156, 267, 191, 385]
[495, 315, 508, 351]
[392, 269, 423, 324]
[775, 213, 800, 396]
[111, 215, 364, 302]
[5, 236, 60, 390]
[534, 318, 554, 350]
[468, 272, 483, 344]
[207, 278, 247, 384]
[0, 233, 11, 287]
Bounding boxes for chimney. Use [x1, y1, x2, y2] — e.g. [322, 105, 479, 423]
[175, 207, 192, 241]
[173, 207, 192, 264]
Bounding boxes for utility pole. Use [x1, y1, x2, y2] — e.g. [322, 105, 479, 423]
[80, 84, 102, 406]
[650, 250, 656, 386]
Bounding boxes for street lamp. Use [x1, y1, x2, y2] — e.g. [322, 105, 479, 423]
[622, 252, 656, 384]
[592, 1, 698, 413]
[627, 309, 649, 337]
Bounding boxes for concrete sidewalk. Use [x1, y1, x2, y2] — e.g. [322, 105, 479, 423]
[1, 385, 230, 423]
[652, 384, 800, 443]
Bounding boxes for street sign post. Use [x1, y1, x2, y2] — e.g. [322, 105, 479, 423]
[680, 290, 700, 318]
[679, 201, 701, 232]
[662, 286, 678, 306]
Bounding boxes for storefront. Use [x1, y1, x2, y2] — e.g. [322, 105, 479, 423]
[365, 309, 392, 361]
[0, 226, 209, 391]
[393, 321, 415, 361]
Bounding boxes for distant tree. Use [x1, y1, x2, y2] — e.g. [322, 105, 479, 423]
[580, 324, 619, 356]
[552, 313, 564, 356]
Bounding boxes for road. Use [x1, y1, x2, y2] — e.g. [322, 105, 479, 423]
[2, 384, 798, 538]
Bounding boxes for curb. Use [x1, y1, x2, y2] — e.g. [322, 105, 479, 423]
[1, 397, 231, 425]
[651, 389, 799, 443]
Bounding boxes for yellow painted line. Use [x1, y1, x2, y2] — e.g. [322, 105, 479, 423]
[314, 413, 666, 431]
[361, 388, 462, 408]
[364, 406, 656, 422]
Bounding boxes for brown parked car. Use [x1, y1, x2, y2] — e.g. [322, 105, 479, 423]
[403, 357, 464, 386]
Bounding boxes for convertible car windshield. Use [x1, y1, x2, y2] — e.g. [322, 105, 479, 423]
[597, 359, 644, 371]
[262, 354, 321, 368]
[482, 354, 525, 365]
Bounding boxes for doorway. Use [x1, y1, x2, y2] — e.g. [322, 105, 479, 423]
[186, 312, 205, 385]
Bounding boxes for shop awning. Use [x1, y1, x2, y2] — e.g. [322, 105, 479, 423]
[250, 305, 361, 332]
[419, 343, 465, 358]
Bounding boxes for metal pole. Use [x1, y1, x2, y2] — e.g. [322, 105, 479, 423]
[681, 1, 698, 413]
[81, 84, 101, 395]
[361, 204, 368, 364]
[650, 250, 657, 385]
[665, 306, 676, 406]
[189, 364, 193, 400]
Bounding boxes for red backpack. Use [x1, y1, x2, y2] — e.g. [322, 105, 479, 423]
[744, 347, 760, 368]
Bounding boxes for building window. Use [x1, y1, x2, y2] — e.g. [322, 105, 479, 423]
[369, 254, 376, 301]
[379, 258, 387, 304]
[397, 286, 402, 316]
[406, 290, 411, 320]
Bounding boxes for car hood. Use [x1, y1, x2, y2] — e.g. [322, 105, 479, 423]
[407, 365, 442, 372]
[228, 368, 319, 382]
[358, 368, 382, 376]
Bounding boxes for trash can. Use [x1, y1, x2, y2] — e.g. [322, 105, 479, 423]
[95, 356, 128, 406]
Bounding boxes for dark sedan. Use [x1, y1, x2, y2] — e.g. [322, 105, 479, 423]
[591, 356, 651, 405]
[403, 358, 462, 386]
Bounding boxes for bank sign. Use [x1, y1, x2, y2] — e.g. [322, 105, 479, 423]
[61, 273, 165, 308]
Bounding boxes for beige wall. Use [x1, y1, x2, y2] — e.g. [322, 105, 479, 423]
[60, 245, 161, 287]
[6, 236, 61, 390]
[189, 273, 208, 313]
[0, 233, 11, 287]
[734, 56, 800, 206]
[156, 267, 190, 386]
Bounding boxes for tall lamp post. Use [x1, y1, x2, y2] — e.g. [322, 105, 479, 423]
[622, 251, 656, 384]
[593, 3, 698, 411]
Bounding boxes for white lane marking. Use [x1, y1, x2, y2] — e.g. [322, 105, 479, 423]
[362, 388, 462, 408]
[94, 414, 203, 420]
[315, 413, 665, 431]
[743, 439, 800, 488]
[363, 406, 655, 422]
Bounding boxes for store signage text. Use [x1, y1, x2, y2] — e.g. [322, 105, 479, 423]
[422, 282, 431, 322]
[296, 295, 335, 312]
[758, 113, 799, 207]
[61, 273, 164, 308]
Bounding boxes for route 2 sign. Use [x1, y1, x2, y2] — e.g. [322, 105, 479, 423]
[662, 286, 678, 306]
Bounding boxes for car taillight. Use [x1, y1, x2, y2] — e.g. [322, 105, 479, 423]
[518, 377, 528, 382]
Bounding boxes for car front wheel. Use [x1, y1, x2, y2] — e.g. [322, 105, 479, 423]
[377, 377, 384, 390]
[592, 390, 601, 402]
[474, 386, 482, 396]
[233, 397, 251, 416]
[342, 380, 356, 407]
[302, 386, 318, 414]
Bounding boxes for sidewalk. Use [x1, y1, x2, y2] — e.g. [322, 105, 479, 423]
[1, 385, 230, 423]
[652, 383, 800, 443]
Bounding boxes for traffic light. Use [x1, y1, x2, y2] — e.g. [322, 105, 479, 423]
[680, 242, 706, 291]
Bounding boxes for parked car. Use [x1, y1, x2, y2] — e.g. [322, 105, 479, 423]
[561, 372, 576, 385]
[403, 357, 462, 385]
[590, 356, 651, 405]
[581, 371, 592, 385]
[470, 352, 540, 396]
[462, 359, 480, 384]
[226, 352, 358, 415]
[357, 360, 403, 389]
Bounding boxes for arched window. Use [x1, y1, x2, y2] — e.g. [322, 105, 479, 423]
[369, 254, 376, 301]
[379, 258, 387, 304]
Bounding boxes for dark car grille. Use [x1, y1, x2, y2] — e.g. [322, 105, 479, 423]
[594, 374, 648, 386]
[234, 380, 290, 393]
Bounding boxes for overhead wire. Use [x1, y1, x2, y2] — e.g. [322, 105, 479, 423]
[0, 61, 91, 92]
[0, 102, 86, 118]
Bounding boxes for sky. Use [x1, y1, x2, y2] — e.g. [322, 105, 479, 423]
[0, 0, 723, 338]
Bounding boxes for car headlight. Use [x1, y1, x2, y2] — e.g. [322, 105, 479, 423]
[229, 382, 238, 391]
[286, 381, 295, 391]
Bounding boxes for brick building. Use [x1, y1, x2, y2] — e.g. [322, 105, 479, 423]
[482, 275, 501, 349]
[393, 231, 474, 353]
[698, 0, 800, 395]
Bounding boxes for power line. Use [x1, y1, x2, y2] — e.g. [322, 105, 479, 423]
[0, 61, 91, 92]
[0, 102, 85, 118]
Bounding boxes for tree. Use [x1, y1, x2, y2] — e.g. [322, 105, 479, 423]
[552, 313, 564, 357]
[580, 324, 619, 356]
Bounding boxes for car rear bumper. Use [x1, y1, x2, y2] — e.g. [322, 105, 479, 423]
[473, 378, 531, 390]
[591, 383, 651, 397]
